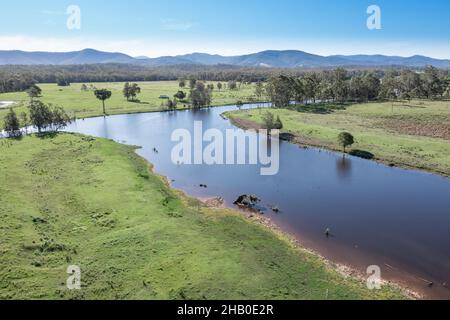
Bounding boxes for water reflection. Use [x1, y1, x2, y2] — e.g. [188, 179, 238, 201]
[336, 155, 352, 180]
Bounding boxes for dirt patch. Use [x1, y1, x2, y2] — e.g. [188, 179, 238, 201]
[381, 119, 450, 140]
[229, 117, 263, 131]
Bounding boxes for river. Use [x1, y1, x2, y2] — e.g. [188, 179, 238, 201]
[64, 103, 450, 299]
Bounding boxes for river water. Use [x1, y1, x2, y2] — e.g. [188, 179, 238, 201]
[64, 103, 450, 299]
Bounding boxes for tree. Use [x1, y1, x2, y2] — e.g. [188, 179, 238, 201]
[56, 77, 70, 87]
[290, 77, 305, 104]
[189, 78, 197, 90]
[363, 73, 381, 101]
[338, 132, 354, 153]
[303, 72, 321, 103]
[254, 81, 265, 103]
[94, 89, 112, 115]
[332, 68, 349, 102]
[380, 71, 400, 111]
[166, 99, 177, 110]
[51, 106, 71, 131]
[28, 101, 70, 133]
[179, 79, 186, 89]
[28, 100, 53, 133]
[262, 112, 282, 135]
[123, 82, 131, 100]
[190, 82, 211, 108]
[3, 108, 21, 137]
[19, 111, 28, 127]
[129, 83, 141, 101]
[81, 84, 88, 91]
[423, 66, 445, 99]
[265, 76, 293, 108]
[217, 82, 223, 92]
[123, 82, 141, 101]
[274, 116, 283, 130]
[349, 76, 369, 102]
[26, 84, 42, 102]
[174, 90, 186, 101]
[228, 80, 238, 90]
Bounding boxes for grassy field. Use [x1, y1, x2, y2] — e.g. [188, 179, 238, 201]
[0, 81, 256, 127]
[0, 134, 405, 300]
[226, 100, 450, 176]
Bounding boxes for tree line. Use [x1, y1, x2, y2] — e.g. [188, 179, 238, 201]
[2, 63, 448, 94]
[3, 100, 71, 137]
[263, 66, 450, 107]
[0, 64, 279, 93]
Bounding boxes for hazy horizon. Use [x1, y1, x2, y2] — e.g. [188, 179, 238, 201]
[1, 0, 450, 59]
[1, 47, 450, 62]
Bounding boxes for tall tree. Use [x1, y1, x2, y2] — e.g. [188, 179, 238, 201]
[363, 73, 381, 101]
[265, 76, 292, 108]
[189, 78, 197, 90]
[51, 106, 71, 131]
[349, 76, 368, 102]
[130, 83, 141, 101]
[399, 70, 422, 100]
[94, 89, 112, 115]
[3, 108, 21, 137]
[254, 81, 265, 102]
[423, 66, 445, 99]
[28, 100, 53, 133]
[26, 84, 42, 102]
[380, 71, 400, 110]
[261, 112, 282, 135]
[228, 80, 238, 90]
[332, 68, 349, 103]
[123, 82, 131, 101]
[190, 82, 211, 108]
[338, 132, 354, 153]
[303, 73, 321, 103]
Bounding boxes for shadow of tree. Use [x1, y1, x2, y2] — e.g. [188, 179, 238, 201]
[129, 100, 150, 105]
[349, 149, 375, 160]
[36, 132, 59, 139]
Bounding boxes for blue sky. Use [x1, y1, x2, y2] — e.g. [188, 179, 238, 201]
[1, 0, 450, 58]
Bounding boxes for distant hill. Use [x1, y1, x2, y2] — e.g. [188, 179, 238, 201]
[0, 49, 136, 65]
[1, 48, 450, 69]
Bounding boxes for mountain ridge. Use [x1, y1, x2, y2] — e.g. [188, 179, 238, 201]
[1, 48, 450, 68]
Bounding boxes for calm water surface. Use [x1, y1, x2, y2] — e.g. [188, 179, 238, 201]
[65, 104, 450, 299]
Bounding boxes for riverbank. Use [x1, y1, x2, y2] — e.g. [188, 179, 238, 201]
[0, 133, 407, 300]
[225, 100, 450, 178]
